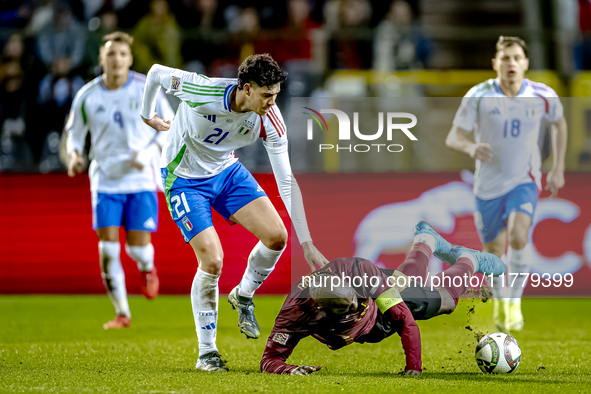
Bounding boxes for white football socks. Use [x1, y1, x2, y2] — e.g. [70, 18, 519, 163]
[192, 268, 220, 356]
[239, 241, 284, 298]
[490, 253, 509, 301]
[413, 234, 436, 253]
[99, 241, 131, 318]
[125, 243, 155, 272]
[508, 245, 530, 303]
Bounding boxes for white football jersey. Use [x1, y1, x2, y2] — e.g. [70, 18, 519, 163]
[453, 78, 563, 200]
[66, 71, 174, 194]
[140, 64, 314, 244]
[140, 65, 287, 179]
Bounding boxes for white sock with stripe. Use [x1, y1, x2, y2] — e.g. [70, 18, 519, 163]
[192, 268, 220, 356]
[239, 241, 284, 298]
[99, 241, 131, 318]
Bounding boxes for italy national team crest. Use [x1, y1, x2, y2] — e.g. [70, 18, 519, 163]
[238, 120, 254, 135]
[171, 76, 181, 91]
[181, 216, 193, 231]
[272, 333, 290, 345]
[129, 97, 139, 110]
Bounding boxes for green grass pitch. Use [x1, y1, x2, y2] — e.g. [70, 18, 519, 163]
[1, 296, 590, 393]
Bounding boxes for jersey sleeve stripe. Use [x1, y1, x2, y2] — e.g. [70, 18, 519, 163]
[267, 112, 284, 137]
[81, 98, 88, 125]
[528, 81, 552, 91]
[181, 89, 224, 97]
[183, 86, 225, 93]
[259, 116, 267, 140]
[271, 107, 286, 135]
[268, 108, 286, 137]
[183, 82, 224, 91]
[534, 93, 549, 113]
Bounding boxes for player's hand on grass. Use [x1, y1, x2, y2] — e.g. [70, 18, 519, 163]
[67, 151, 85, 177]
[468, 143, 493, 162]
[291, 365, 322, 375]
[142, 113, 171, 132]
[545, 168, 564, 198]
[302, 241, 329, 271]
[398, 369, 421, 376]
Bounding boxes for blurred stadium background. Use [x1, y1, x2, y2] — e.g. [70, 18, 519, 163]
[1, 0, 590, 297]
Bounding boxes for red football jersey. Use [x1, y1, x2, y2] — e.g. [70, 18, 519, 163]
[261, 257, 421, 374]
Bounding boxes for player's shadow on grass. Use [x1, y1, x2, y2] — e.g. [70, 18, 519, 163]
[335, 371, 571, 384]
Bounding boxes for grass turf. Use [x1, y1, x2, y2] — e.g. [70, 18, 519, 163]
[1, 296, 590, 393]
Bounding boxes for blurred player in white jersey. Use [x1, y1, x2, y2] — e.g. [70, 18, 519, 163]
[66, 32, 174, 329]
[141, 54, 329, 371]
[446, 36, 567, 331]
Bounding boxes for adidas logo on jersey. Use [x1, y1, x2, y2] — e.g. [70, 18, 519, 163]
[201, 323, 216, 330]
[520, 202, 533, 214]
[490, 108, 500, 115]
[256, 185, 264, 193]
[203, 115, 217, 123]
[143, 217, 156, 229]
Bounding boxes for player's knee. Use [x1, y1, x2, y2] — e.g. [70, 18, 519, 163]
[200, 257, 223, 275]
[263, 227, 288, 251]
[508, 231, 527, 250]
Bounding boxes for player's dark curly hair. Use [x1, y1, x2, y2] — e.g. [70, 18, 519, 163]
[237, 54, 288, 90]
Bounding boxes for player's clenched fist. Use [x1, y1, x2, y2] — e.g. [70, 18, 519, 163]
[67, 151, 85, 177]
[291, 365, 322, 375]
[468, 143, 493, 162]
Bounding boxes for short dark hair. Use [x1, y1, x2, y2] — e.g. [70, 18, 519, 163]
[101, 31, 134, 48]
[237, 53, 287, 90]
[495, 35, 528, 58]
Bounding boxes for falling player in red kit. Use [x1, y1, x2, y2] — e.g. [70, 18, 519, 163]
[260, 221, 507, 375]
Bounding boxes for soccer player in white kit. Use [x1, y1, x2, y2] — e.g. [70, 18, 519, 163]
[446, 36, 567, 331]
[140, 54, 329, 371]
[66, 32, 174, 329]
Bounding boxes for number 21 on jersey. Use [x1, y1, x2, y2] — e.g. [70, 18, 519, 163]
[171, 192, 191, 217]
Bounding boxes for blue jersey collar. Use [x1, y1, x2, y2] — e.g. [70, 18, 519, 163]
[99, 70, 134, 91]
[494, 78, 527, 97]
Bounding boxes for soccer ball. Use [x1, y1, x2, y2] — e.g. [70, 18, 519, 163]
[475, 332, 521, 374]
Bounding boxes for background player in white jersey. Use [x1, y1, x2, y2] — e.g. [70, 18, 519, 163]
[66, 32, 174, 330]
[445, 36, 567, 331]
[141, 54, 329, 372]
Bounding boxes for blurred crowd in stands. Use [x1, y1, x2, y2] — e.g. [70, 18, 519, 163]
[0, 0, 587, 172]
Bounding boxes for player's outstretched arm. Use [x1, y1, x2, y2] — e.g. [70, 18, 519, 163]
[385, 302, 422, 374]
[445, 125, 493, 162]
[64, 87, 90, 177]
[545, 116, 567, 198]
[267, 150, 329, 270]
